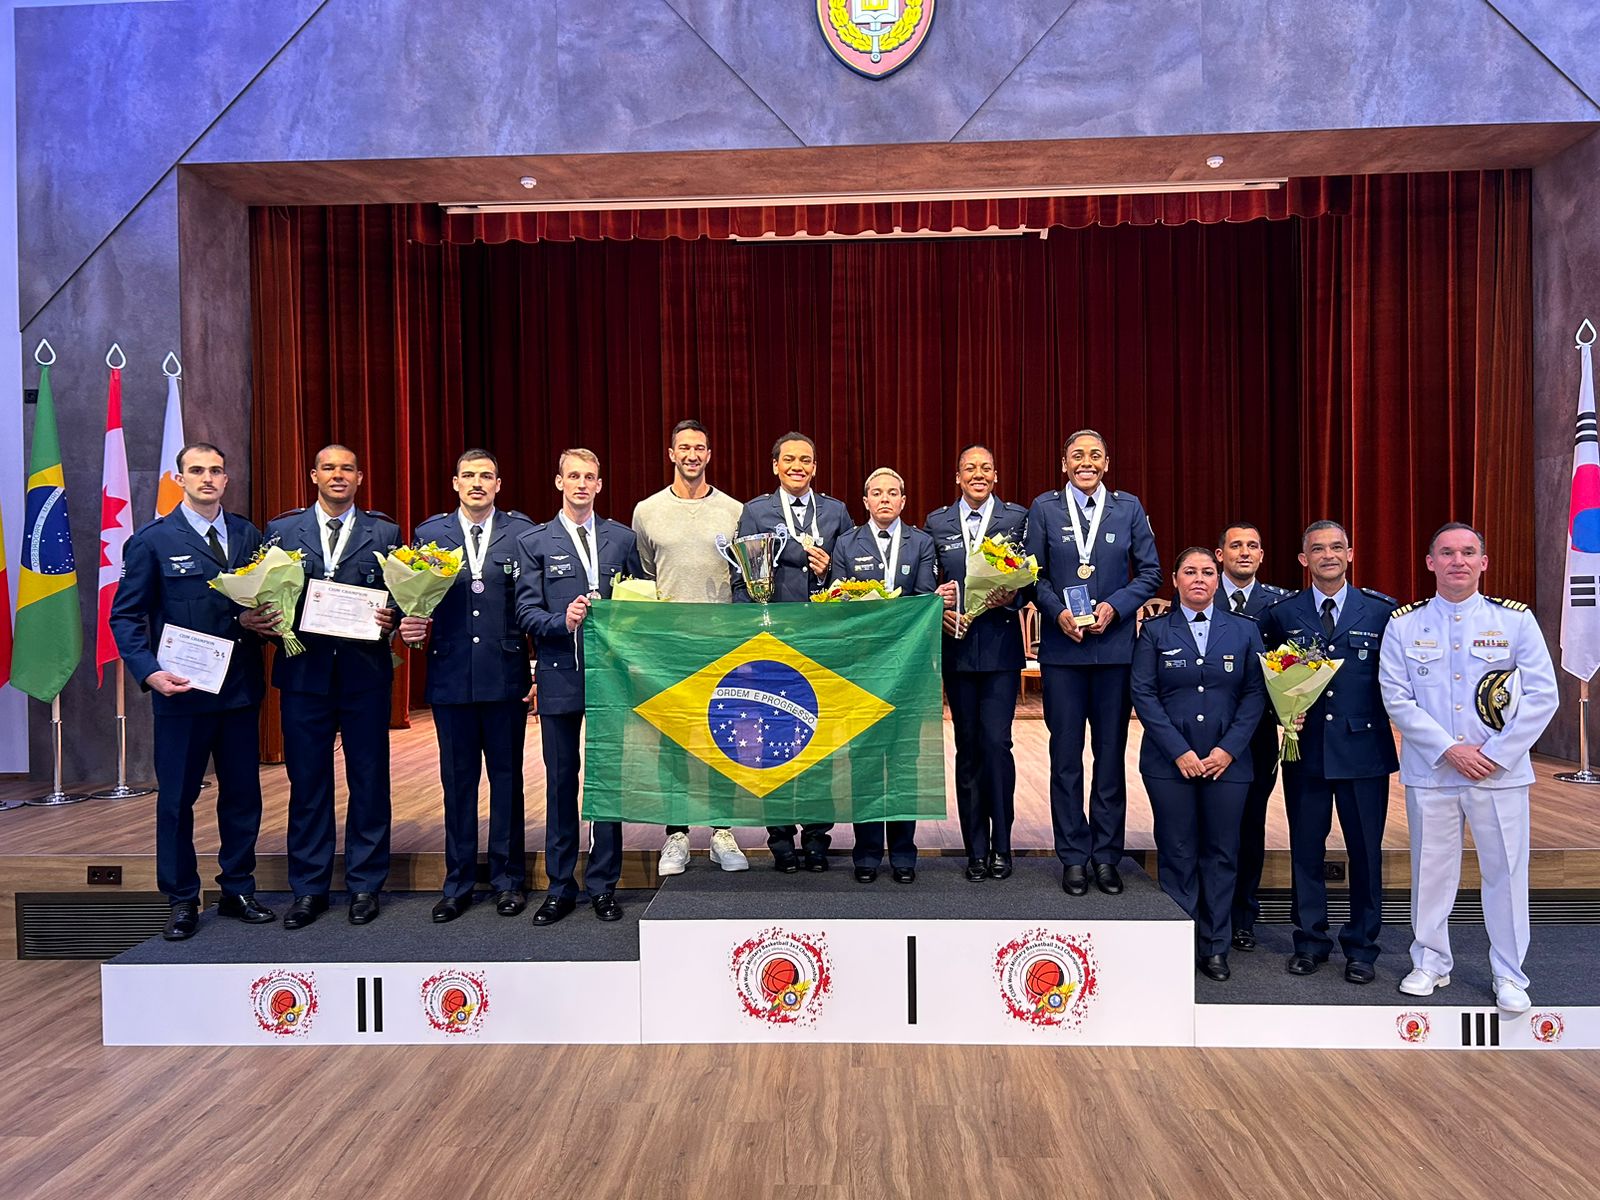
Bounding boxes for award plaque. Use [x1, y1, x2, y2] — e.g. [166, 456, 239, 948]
[1065, 584, 1096, 627]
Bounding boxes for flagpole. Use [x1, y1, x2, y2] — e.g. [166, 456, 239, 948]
[25, 696, 87, 806]
[88, 661, 155, 799]
[1558, 319, 1600, 786]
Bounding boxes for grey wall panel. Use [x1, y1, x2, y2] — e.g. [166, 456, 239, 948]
[1487, 0, 1600, 109]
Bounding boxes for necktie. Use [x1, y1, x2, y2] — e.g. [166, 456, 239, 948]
[966, 509, 981, 547]
[1232, 590, 1248, 614]
[792, 498, 808, 529]
[470, 523, 483, 555]
[1321, 596, 1337, 640]
[1192, 610, 1207, 651]
[877, 527, 891, 572]
[205, 525, 226, 565]
[1084, 496, 1095, 512]
[326, 518, 341, 564]
[576, 524, 593, 588]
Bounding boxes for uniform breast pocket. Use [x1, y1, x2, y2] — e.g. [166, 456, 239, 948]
[1403, 645, 1443, 682]
[1470, 644, 1510, 664]
[159, 559, 212, 607]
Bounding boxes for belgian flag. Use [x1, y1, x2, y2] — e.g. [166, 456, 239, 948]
[12, 362, 81, 701]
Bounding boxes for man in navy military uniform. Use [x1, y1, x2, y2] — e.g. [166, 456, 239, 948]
[1260, 520, 1399, 984]
[400, 450, 535, 923]
[1024, 430, 1161, 896]
[829, 467, 937, 883]
[1214, 522, 1293, 951]
[110, 442, 279, 940]
[266, 444, 400, 929]
[734, 432, 851, 872]
[926, 444, 1030, 882]
[516, 448, 642, 926]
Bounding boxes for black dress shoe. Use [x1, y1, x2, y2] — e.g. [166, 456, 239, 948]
[1062, 865, 1089, 896]
[891, 866, 915, 885]
[1286, 953, 1325, 976]
[494, 889, 527, 916]
[163, 901, 199, 941]
[432, 894, 472, 923]
[282, 894, 329, 930]
[987, 854, 1013, 880]
[1198, 954, 1231, 982]
[1092, 861, 1124, 895]
[591, 891, 623, 922]
[348, 892, 381, 925]
[216, 893, 276, 924]
[804, 849, 829, 873]
[854, 865, 878, 883]
[1231, 928, 1258, 952]
[532, 895, 576, 926]
[965, 860, 988, 882]
[1344, 961, 1376, 985]
[772, 847, 800, 874]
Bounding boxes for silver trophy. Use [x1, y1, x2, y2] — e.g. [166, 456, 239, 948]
[717, 526, 790, 625]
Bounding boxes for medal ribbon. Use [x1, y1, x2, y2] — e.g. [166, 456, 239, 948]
[462, 510, 493, 582]
[1062, 487, 1105, 573]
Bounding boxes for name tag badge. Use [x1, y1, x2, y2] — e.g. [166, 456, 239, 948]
[549, 562, 574, 577]
[1413, 639, 1437, 648]
[1163, 659, 1187, 669]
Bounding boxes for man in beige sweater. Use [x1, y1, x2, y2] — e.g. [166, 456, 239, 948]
[631, 420, 747, 874]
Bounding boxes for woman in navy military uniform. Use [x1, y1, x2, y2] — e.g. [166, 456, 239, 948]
[1131, 547, 1267, 981]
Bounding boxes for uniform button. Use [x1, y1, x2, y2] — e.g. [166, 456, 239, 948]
[1327, 689, 1335, 697]
[1453, 643, 1460, 650]
[1196, 714, 1205, 722]
[1455, 704, 1462, 711]
[1456, 734, 1465, 741]
[1453, 615, 1462, 622]
[1196, 657, 1204, 665]
[1197, 685, 1205, 693]
[1454, 673, 1462, 680]
[1326, 713, 1333, 721]
[472, 610, 481, 617]
[473, 636, 480, 644]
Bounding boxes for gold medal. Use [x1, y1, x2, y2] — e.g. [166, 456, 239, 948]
[1078, 563, 1095, 579]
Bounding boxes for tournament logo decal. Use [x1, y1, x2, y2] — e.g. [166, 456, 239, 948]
[1396, 1012, 1430, 1043]
[994, 929, 1099, 1028]
[1531, 1012, 1565, 1045]
[730, 928, 833, 1026]
[817, 0, 935, 79]
[250, 970, 317, 1037]
[420, 970, 489, 1035]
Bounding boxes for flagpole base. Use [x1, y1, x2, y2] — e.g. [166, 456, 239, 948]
[1555, 770, 1600, 786]
[0, 799, 25, 812]
[24, 790, 89, 807]
[88, 783, 156, 800]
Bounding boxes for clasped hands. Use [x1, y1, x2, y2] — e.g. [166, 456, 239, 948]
[1057, 602, 1115, 642]
[1175, 748, 1234, 780]
[1443, 743, 1500, 782]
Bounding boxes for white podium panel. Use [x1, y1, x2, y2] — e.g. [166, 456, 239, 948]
[1196, 1003, 1600, 1050]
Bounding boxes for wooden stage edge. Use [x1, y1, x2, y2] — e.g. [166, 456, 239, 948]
[3, 711, 1598, 956]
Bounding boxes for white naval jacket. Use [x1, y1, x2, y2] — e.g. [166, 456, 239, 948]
[1377, 592, 1558, 788]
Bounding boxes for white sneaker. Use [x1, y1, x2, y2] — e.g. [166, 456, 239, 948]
[1494, 977, 1531, 1014]
[1398, 968, 1450, 997]
[709, 829, 750, 872]
[658, 832, 691, 876]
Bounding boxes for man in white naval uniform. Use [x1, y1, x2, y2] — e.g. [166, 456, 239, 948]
[1378, 523, 1558, 1012]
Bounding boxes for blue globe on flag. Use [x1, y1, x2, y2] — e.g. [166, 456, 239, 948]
[708, 660, 819, 770]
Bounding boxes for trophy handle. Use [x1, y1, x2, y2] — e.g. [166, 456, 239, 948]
[715, 533, 742, 575]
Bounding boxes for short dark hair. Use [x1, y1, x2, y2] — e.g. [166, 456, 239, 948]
[1061, 429, 1107, 458]
[1173, 545, 1217, 574]
[1217, 521, 1262, 549]
[771, 432, 816, 460]
[955, 443, 995, 467]
[455, 448, 498, 473]
[176, 441, 225, 472]
[1301, 519, 1349, 550]
[669, 419, 708, 444]
[1428, 521, 1486, 555]
[313, 443, 358, 468]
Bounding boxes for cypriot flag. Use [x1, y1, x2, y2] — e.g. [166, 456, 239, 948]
[154, 370, 185, 518]
[1562, 320, 1600, 681]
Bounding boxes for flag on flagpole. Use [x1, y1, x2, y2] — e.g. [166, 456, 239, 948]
[154, 371, 184, 518]
[96, 365, 133, 686]
[11, 362, 82, 702]
[0, 492, 12, 689]
[1562, 324, 1600, 681]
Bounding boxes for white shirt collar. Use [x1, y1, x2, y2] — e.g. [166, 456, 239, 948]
[180, 502, 225, 541]
[870, 517, 903, 538]
[1067, 484, 1106, 510]
[559, 511, 596, 537]
[1223, 578, 1254, 601]
[1185, 603, 1215, 623]
[315, 502, 354, 526]
[459, 507, 496, 535]
[960, 496, 993, 522]
[1433, 591, 1483, 615]
[782, 489, 814, 507]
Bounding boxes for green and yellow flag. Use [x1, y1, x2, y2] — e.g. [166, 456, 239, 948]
[12, 363, 81, 701]
[583, 595, 946, 825]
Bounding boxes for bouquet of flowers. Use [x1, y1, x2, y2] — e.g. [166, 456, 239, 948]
[609, 573, 667, 602]
[377, 542, 463, 620]
[962, 535, 1038, 621]
[1259, 640, 1343, 761]
[208, 543, 309, 656]
[809, 579, 902, 603]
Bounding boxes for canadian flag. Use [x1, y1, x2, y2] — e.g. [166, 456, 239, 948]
[96, 364, 134, 685]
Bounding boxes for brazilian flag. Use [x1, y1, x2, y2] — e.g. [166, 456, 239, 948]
[583, 595, 946, 825]
[12, 363, 81, 702]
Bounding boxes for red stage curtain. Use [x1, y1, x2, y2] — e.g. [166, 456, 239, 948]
[251, 171, 1532, 737]
[411, 176, 1350, 245]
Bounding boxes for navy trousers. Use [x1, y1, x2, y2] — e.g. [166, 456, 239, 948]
[281, 686, 392, 896]
[946, 669, 1019, 861]
[1147, 776, 1249, 957]
[1230, 746, 1281, 934]
[1283, 769, 1389, 963]
[434, 699, 527, 897]
[540, 712, 621, 899]
[153, 707, 263, 902]
[766, 823, 833, 855]
[1042, 663, 1132, 866]
[851, 821, 917, 870]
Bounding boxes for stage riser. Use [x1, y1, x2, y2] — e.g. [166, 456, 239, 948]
[1197, 1006, 1593, 1050]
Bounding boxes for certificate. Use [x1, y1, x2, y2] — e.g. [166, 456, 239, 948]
[157, 624, 234, 695]
[299, 579, 385, 641]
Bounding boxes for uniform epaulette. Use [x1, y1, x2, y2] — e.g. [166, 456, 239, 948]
[134, 516, 166, 535]
[366, 510, 395, 524]
[1487, 596, 1530, 612]
[506, 510, 534, 523]
[1360, 587, 1398, 606]
[270, 508, 305, 522]
[1390, 601, 1425, 619]
[419, 512, 450, 525]
[1003, 500, 1028, 512]
[927, 504, 950, 518]
[1260, 583, 1292, 597]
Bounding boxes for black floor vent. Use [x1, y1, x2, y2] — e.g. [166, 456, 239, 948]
[1252, 890, 1600, 925]
[17, 892, 171, 959]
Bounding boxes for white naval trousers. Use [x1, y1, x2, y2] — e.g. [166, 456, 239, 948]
[1405, 783, 1531, 987]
